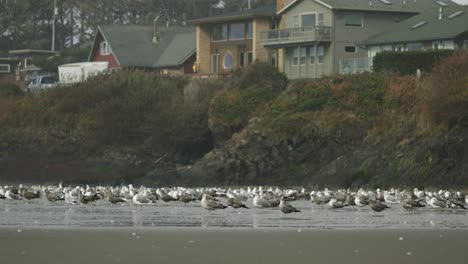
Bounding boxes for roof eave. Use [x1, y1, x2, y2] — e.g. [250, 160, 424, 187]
[191, 13, 277, 24]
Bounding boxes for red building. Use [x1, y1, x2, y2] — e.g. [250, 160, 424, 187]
[88, 25, 196, 75]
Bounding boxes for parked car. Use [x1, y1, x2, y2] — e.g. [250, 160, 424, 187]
[27, 76, 58, 93]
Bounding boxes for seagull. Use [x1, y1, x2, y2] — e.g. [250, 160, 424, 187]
[426, 197, 448, 209]
[279, 198, 301, 214]
[370, 201, 390, 212]
[45, 191, 61, 202]
[5, 190, 22, 200]
[179, 193, 196, 205]
[201, 194, 227, 213]
[329, 198, 346, 209]
[227, 197, 249, 209]
[132, 193, 153, 205]
[401, 199, 425, 210]
[108, 195, 126, 204]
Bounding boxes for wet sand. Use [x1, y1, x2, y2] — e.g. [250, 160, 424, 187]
[0, 228, 467, 264]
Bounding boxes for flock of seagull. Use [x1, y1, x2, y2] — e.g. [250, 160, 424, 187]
[0, 184, 467, 214]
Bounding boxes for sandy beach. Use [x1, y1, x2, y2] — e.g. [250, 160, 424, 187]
[0, 228, 467, 264]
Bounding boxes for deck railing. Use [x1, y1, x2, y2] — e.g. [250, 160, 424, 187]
[260, 26, 332, 46]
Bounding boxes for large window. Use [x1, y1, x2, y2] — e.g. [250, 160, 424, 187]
[309, 45, 325, 64]
[301, 13, 316, 28]
[223, 52, 233, 70]
[212, 25, 228, 41]
[100, 41, 112, 55]
[292, 47, 307, 65]
[230, 23, 245, 40]
[345, 13, 363, 27]
[0, 64, 10, 73]
[247, 22, 253, 39]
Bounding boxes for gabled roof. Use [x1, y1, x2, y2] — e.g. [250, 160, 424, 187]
[91, 25, 195, 68]
[279, 0, 459, 14]
[363, 5, 468, 45]
[153, 32, 196, 68]
[191, 4, 277, 24]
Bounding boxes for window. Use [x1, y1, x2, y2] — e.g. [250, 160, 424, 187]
[223, 52, 233, 70]
[0, 64, 10, 73]
[301, 13, 316, 28]
[270, 49, 277, 66]
[100, 41, 111, 55]
[292, 47, 299, 65]
[318, 13, 325, 27]
[230, 23, 245, 40]
[300, 47, 307, 65]
[212, 25, 228, 41]
[211, 54, 220, 73]
[345, 46, 356, 53]
[239, 52, 245, 67]
[293, 16, 300, 28]
[407, 43, 424, 51]
[310, 46, 315, 64]
[41, 76, 57, 84]
[247, 52, 253, 66]
[317, 46, 325, 64]
[247, 22, 253, 39]
[345, 13, 363, 27]
[433, 41, 442, 50]
[394, 45, 405, 52]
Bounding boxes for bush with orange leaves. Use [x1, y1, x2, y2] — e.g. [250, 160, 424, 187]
[423, 50, 468, 128]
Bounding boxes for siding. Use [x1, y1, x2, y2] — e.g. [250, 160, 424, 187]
[91, 32, 120, 69]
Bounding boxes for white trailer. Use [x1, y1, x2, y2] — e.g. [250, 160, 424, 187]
[58, 62, 108, 84]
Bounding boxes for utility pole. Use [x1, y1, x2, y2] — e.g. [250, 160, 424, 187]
[52, 0, 57, 51]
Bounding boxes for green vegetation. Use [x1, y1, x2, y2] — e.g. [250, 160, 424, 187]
[373, 50, 453, 75]
[0, 52, 467, 187]
[0, 83, 24, 97]
[0, 71, 216, 162]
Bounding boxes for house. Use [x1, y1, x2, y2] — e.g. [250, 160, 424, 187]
[260, 0, 466, 79]
[0, 49, 58, 89]
[0, 57, 20, 87]
[191, 4, 278, 75]
[363, 4, 468, 60]
[88, 25, 196, 75]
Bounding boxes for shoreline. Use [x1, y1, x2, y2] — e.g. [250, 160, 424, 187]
[1, 228, 467, 264]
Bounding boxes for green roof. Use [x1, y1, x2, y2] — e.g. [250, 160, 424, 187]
[363, 5, 468, 45]
[153, 32, 196, 68]
[96, 25, 195, 68]
[191, 4, 277, 24]
[280, 0, 458, 14]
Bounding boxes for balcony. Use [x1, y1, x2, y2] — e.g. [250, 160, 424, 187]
[260, 26, 332, 47]
[339, 58, 373, 74]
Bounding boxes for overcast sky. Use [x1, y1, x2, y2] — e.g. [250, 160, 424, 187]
[452, 0, 468, 4]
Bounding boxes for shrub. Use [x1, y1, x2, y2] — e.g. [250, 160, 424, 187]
[373, 50, 453, 75]
[208, 63, 288, 142]
[424, 50, 468, 127]
[0, 83, 24, 97]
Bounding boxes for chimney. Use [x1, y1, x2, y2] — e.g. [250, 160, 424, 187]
[277, 0, 294, 12]
[153, 16, 160, 45]
[439, 7, 443, 20]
